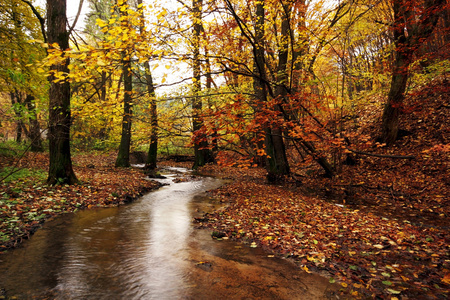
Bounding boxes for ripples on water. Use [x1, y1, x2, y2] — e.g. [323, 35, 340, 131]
[0, 170, 221, 299]
[0, 170, 336, 299]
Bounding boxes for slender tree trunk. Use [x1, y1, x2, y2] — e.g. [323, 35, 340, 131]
[136, 0, 158, 170]
[115, 1, 133, 168]
[381, 51, 410, 146]
[204, 44, 218, 154]
[253, 0, 289, 181]
[192, 0, 212, 169]
[115, 52, 133, 167]
[291, 0, 307, 93]
[47, 0, 77, 184]
[10, 91, 23, 143]
[270, 2, 291, 179]
[24, 94, 43, 152]
[381, 0, 411, 146]
[144, 61, 158, 170]
[10, 90, 43, 151]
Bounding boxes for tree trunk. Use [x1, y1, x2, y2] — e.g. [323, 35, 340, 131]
[381, 52, 410, 146]
[136, 0, 158, 170]
[381, 0, 444, 145]
[254, 0, 289, 181]
[144, 61, 158, 170]
[47, 0, 78, 184]
[269, 2, 292, 180]
[24, 94, 43, 152]
[115, 53, 133, 167]
[10, 91, 23, 143]
[380, 0, 412, 146]
[192, 0, 212, 169]
[10, 91, 43, 151]
[204, 43, 218, 154]
[115, 1, 133, 168]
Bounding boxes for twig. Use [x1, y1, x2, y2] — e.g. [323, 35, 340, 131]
[347, 148, 415, 159]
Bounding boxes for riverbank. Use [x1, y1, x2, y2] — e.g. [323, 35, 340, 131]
[195, 163, 449, 299]
[0, 152, 161, 253]
[193, 79, 450, 298]
[1, 151, 448, 298]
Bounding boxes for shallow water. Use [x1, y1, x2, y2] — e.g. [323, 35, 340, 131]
[0, 169, 337, 299]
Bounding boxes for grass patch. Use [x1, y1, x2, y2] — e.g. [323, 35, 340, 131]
[0, 141, 30, 157]
[0, 166, 47, 183]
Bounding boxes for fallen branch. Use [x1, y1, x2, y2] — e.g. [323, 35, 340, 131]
[347, 148, 415, 159]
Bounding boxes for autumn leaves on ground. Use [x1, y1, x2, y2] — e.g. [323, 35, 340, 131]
[197, 79, 450, 299]
[1, 80, 449, 299]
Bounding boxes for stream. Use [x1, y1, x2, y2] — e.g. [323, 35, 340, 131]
[0, 168, 337, 299]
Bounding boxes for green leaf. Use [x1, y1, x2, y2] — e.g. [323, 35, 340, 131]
[349, 265, 358, 271]
[382, 281, 392, 286]
[329, 278, 336, 283]
[382, 272, 391, 277]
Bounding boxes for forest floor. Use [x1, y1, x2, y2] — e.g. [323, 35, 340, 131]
[195, 77, 450, 299]
[0, 78, 449, 299]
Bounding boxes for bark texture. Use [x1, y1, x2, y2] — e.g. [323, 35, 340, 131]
[46, 0, 77, 184]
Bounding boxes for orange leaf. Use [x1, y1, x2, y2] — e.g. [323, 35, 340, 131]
[442, 273, 450, 284]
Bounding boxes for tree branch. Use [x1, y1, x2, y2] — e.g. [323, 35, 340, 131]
[347, 148, 415, 159]
[20, 0, 47, 43]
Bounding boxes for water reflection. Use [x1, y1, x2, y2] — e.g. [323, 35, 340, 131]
[0, 172, 336, 299]
[0, 174, 222, 299]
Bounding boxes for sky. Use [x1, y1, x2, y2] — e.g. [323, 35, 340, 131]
[34, 0, 184, 95]
[34, 0, 89, 30]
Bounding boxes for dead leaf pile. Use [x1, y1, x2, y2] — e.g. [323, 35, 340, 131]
[197, 167, 449, 299]
[197, 79, 449, 299]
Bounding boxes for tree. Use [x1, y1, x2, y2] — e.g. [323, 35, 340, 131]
[46, 0, 78, 184]
[115, 0, 134, 168]
[192, 0, 213, 169]
[266, 0, 291, 181]
[381, 0, 445, 145]
[136, 0, 159, 171]
[10, 91, 43, 152]
[1, 0, 45, 152]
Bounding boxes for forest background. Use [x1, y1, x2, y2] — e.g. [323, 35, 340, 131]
[0, 0, 449, 298]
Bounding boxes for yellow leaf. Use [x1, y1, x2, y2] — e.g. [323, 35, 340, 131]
[96, 18, 107, 27]
[97, 59, 107, 66]
[341, 282, 348, 288]
[302, 266, 311, 273]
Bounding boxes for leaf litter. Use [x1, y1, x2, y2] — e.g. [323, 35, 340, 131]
[196, 79, 450, 299]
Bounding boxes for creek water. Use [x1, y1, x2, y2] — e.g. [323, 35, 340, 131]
[0, 168, 337, 299]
